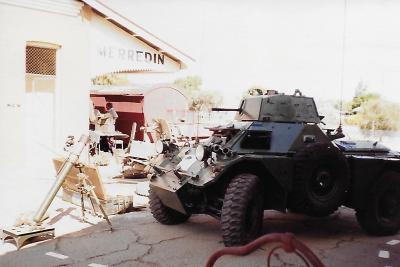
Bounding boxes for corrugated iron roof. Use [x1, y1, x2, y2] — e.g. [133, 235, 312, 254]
[90, 84, 188, 99]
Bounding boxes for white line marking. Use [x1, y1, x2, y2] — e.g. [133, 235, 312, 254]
[45, 251, 69, 260]
[378, 250, 390, 259]
[386, 239, 400, 246]
[88, 264, 108, 267]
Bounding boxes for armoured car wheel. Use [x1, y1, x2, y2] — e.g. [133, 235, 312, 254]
[221, 173, 264, 247]
[149, 188, 190, 225]
[356, 172, 400, 235]
[289, 143, 349, 217]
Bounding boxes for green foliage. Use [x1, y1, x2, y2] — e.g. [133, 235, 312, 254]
[247, 87, 265, 96]
[346, 99, 400, 131]
[92, 74, 128, 85]
[190, 90, 223, 111]
[344, 85, 400, 131]
[243, 86, 267, 97]
[174, 76, 221, 111]
[345, 81, 379, 113]
[174, 76, 202, 95]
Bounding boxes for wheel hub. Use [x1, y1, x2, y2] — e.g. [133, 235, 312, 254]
[311, 170, 335, 197]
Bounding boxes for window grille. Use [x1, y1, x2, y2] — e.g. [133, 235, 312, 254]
[26, 46, 56, 75]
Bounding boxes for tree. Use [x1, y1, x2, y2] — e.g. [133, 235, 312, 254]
[174, 76, 221, 111]
[344, 87, 400, 131]
[349, 82, 379, 113]
[346, 99, 400, 131]
[92, 73, 128, 85]
[191, 90, 222, 111]
[174, 76, 202, 96]
[243, 86, 267, 97]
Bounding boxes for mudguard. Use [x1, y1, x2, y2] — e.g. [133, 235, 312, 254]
[347, 155, 400, 210]
[150, 173, 188, 214]
[209, 155, 294, 191]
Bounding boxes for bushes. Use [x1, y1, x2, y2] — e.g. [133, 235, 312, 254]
[344, 89, 400, 131]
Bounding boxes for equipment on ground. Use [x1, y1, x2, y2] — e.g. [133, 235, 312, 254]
[1, 225, 55, 250]
[206, 232, 324, 267]
[148, 90, 400, 247]
[1, 135, 113, 249]
[74, 164, 112, 229]
[34, 135, 90, 223]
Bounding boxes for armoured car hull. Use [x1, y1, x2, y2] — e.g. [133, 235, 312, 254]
[148, 91, 400, 246]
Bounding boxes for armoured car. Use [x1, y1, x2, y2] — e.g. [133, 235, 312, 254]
[148, 90, 400, 246]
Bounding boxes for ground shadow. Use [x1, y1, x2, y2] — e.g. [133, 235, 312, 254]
[0, 207, 389, 267]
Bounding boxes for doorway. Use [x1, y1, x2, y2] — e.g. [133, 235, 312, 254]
[25, 45, 57, 167]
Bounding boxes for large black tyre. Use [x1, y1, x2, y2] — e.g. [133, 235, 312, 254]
[356, 172, 400, 236]
[289, 143, 349, 217]
[149, 188, 190, 225]
[221, 173, 264, 247]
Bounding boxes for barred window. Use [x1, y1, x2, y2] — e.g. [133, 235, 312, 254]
[26, 46, 56, 75]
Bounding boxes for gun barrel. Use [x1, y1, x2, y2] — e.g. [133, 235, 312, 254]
[33, 134, 90, 223]
[211, 108, 241, 112]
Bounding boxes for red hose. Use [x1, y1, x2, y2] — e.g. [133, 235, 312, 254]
[205, 233, 324, 267]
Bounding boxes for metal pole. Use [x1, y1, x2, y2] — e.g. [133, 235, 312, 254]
[33, 134, 90, 223]
[126, 122, 137, 153]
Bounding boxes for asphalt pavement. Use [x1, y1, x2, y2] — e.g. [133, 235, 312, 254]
[1, 207, 399, 267]
[0, 166, 399, 267]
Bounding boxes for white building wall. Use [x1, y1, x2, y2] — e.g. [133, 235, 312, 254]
[89, 14, 181, 75]
[0, 1, 187, 170]
[0, 3, 90, 168]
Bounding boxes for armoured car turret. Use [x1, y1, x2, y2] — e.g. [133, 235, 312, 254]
[148, 90, 400, 247]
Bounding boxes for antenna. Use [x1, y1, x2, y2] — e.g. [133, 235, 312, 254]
[339, 0, 348, 126]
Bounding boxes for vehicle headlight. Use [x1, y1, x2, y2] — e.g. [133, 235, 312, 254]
[195, 145, 209, 161]
[155, 140, 168, 154]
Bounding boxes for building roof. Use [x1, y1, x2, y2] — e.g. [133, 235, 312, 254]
[90, 84, 188, 98]
[81, 0, 194, 69]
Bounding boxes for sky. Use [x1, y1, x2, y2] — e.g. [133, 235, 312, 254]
[103, 0, 400, 107]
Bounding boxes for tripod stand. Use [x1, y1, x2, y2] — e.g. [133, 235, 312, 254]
[75, 163, 113, 230]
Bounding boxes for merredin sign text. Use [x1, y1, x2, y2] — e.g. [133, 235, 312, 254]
[97, 46, 165, 65]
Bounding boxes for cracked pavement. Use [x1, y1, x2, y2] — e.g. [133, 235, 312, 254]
[1, 207, 400, 267]
[0, 169, 399, 266]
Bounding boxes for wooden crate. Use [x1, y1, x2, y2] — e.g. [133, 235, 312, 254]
[53, 158, 107, 200]
[62, 187, 133, 215]
[53, 158, 134, 215]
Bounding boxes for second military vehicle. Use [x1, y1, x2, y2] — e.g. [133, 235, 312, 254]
[148, 90, 400, 246]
